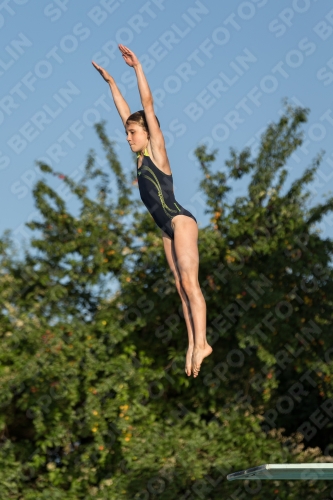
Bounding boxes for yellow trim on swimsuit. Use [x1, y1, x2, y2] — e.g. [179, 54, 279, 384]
[141, 166, 178, 218]
[136, 147, 149, 158]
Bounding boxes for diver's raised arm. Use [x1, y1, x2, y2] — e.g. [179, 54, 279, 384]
[92, 61, 131, 126]
[118, 44, 165, 151]
[118, 45, 152, 106]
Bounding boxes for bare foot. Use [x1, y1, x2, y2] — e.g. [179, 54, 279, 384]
[192, 343, 213, 377]
[185, 345, 194, 377]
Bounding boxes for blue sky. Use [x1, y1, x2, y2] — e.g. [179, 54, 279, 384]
[1, 0, 333, 251]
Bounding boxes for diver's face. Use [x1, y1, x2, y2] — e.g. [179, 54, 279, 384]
[126, 122, 148, 153]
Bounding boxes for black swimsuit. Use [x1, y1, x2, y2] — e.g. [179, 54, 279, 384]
[137, 149, 197, 240]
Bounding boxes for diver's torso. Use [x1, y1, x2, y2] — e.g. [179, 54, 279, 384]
[137, 153, 182, 224]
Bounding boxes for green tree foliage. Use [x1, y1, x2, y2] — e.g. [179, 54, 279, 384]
[1, 103, 333, 499]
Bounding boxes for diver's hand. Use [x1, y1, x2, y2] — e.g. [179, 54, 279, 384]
[92, 61, 113, 82]
[118, 44, 140, 67]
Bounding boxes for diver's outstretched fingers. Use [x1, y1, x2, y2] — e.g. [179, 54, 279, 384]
[91, 61, 112, 82]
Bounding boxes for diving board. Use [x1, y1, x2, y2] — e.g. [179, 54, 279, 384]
[227, 464, 333, 481]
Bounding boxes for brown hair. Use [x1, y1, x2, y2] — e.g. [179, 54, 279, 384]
[125, 110, 160, 133]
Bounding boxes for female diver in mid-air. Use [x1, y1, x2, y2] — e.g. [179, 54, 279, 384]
[92, 45, 212, 378]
